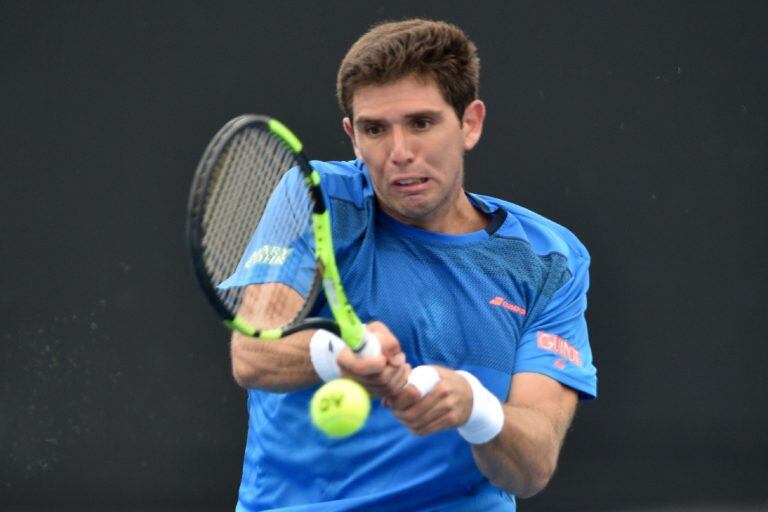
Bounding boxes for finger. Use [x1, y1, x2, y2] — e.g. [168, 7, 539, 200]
[365, 320, 390, 335]
[352, 371, 395, 388]
[360, 361, 410, 395]
[410, 411, 457, 436]
[406, 398, 453, 431]
[394, 388, 462, 435]
[346, 363, 406, 398]
[393, 389, 443, 425]
[386, 384, 422, 411]
[387, 361, 411, 394]
[389, 351, 406, 367]
[387, 365, 439, 410]
[337, 349, 386, 376]
[402, 381, 470, 434]
[366, 322, 403, 359]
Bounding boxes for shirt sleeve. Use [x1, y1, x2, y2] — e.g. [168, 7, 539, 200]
[216, 167, 318, 298]
[513, 255, 597, 399]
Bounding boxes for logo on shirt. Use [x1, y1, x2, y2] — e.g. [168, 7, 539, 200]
[244, 245, 292, 268]
[537, 331, 582, 367]
[489, 296, 527, 316]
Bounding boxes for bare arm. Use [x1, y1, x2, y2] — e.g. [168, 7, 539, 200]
[230, 285, 409, 394]
[471, 372, 577, 498]
[387, 369, 577, 498]
[230, 283, 319, 391]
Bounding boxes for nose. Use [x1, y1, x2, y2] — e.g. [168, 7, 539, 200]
[389, 125, 414, 167]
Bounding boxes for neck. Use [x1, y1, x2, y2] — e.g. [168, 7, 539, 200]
[384, 190, 489, 234]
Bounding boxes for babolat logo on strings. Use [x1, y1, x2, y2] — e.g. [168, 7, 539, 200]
[244, 245, 292, 267]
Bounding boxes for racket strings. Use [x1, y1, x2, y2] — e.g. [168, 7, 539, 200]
[203, 130, 268, 293]
[201, 126, 316, 329]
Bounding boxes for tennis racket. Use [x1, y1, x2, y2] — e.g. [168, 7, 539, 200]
[186, 114, 379, 356]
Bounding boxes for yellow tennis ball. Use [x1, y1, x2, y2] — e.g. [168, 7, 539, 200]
[310, 378, 371, 438]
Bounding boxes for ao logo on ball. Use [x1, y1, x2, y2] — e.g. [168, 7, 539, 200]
[310, 379, 371, 438]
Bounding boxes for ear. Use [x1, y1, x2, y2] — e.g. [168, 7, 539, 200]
[461, 100, 486, 151]
[343, 117, 363, 161]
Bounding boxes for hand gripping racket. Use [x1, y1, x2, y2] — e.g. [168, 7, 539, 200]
[186, 114, 379, 356]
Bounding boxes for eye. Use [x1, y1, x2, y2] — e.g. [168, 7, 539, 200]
[364, 124, 384, 136]
[412, 118, 432, 130]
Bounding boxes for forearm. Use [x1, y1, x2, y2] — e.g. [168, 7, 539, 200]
[230, 330, 320, 392]
[471, 404, 563, 498]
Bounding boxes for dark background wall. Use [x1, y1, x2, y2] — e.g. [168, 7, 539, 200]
[1, 1, 766, 510]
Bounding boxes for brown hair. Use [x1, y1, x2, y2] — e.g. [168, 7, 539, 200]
[336, 19, 480, 121]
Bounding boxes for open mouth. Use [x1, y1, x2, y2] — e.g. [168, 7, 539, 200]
[394, 178, 428, 186]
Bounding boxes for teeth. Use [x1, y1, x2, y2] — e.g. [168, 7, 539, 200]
[396, 178, 425, 185]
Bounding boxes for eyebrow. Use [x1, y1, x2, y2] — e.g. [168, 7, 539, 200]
[354, 110, 445, 128]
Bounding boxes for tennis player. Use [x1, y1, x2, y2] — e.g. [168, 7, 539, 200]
[228, 19, 597, 511]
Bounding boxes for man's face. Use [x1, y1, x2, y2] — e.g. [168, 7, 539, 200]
[343, 74, 484, 229]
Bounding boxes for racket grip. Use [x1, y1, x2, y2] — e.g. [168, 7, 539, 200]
[407, 365, 440, 397]
[354, 330, 382, 357]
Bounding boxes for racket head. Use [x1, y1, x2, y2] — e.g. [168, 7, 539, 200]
[186, 114, 326, 337]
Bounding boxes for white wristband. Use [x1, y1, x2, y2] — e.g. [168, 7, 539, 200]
[309, 329, 346, 382]
[456, 370, 504, 445]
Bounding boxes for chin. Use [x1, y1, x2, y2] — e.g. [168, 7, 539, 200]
[394, 205, 433, 222]
[380, 195, 438, 223]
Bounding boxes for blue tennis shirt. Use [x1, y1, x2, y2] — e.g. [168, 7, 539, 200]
[223, 159, 597, 511]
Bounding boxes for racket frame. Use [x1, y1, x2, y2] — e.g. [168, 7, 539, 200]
[187, 115, 366, 350]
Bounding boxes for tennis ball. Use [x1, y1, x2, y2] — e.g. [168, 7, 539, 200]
[310, 378, 371, 438]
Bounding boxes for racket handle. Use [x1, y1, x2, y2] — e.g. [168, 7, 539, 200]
[354, 329, 382, 357]
[407, 365, 440, 397]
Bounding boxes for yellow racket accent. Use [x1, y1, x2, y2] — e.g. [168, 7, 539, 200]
[311, 209, 365, 350]
[268, 119, 303, 153]
[225, 315, 257, 336]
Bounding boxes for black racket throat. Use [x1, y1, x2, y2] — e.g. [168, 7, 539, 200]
[281, 317, 339, 337]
